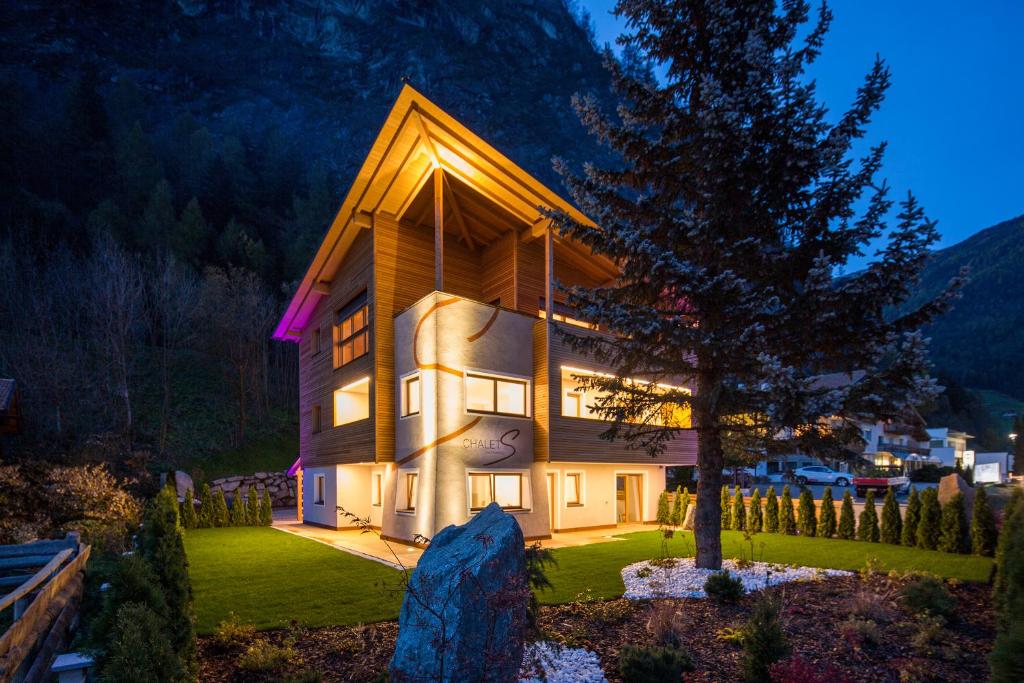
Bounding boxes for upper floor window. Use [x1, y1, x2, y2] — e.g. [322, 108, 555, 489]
[465, 372, 528, 417]
[401, 374, 421, 417]
[312, 327, 323, 355]
[560, 366, 690, 427]
[334, 376, 370, 426]
[334, 293, 369, 368]
[930, 439, 945, 448]
[538, 298, 595, 329]
[312, 404, 322, 434]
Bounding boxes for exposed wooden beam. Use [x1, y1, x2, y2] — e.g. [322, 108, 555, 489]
[545, 222, 553, 320]
[522, 217, 553, 243]
[413, 108, 441, 168]
[443, 173, 475, 250]
[352, 210, 374, 229]
[313, 281, 331, 295]
[434, 167, 444, 291]
[512, 229, 519, 310]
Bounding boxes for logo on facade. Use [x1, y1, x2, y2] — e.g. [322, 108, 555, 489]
[463, 428, 520, 466]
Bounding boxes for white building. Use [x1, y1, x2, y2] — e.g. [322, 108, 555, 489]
[926, 428, 974, 468]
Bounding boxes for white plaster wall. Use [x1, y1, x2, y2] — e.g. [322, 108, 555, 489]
[546, 463, 666, 531]
[302, 466, 340, 527]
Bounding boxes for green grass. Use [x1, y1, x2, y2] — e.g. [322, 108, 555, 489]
[184, 527, 994, 632]
[184, 527, 404, 633]
[186, 432, 299, 482]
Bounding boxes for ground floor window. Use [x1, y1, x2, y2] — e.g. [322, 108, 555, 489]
[565, 472, 583, 506]
[398, 472, 418, 512]
[371, 472, 382, 506]
[313, 474, 325, 506]
[468, 472, 523, 511]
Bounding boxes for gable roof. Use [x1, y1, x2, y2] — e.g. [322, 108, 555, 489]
[273, 84, 616, 341]
[0, 378, 16, 411]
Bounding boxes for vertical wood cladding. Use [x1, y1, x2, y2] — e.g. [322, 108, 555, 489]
[299, 228, 376, 468]
[533, 321, 550, 462]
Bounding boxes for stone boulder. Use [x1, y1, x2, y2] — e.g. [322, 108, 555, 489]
[174, 470, 194, 499]
[390, 503, 528, 682]
[938, 473, 975, 511]
[681, 504, 696, 531]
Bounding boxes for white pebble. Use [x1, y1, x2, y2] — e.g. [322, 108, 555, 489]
[621, 558, 851, 599]
[519, 641, 607, 683]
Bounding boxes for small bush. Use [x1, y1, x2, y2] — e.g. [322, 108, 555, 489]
[837, 490, 855, 540]
[769, 655, 852, 683]
[247, 486, 261, 525]
[215, 612, 257, 649]
[721, 485, 732, 529]
[838, 615, 880, 649]
[732, 488, 746, 531]
[899, 575, 956, 621]
[846, 586, 896, 623]
[741, 592, 789, 682]
[749, 488, 763, 532]
[101, 602, 181, 683]
[89, 555, 169, 649]
[261, 489, 273, 526]
[938, 492, 968, 554]
[180, 489, 198, 530]
[881, 486, 902, 545]
[278, 672, 324, 683]
[779, 486, 796, 535]
[197, 483, 214, 528]
[857, 491, 880, 542]
[910, 613, 950, 658]
[817, 487, 836, 538]
[902, 486, 921, 546]
[704, 571, 744, 603]
[671, 486, 689, 527]
[646, 601, 685, 648]
[971, 487, 997, 557]
[764, 486, 779, 533]
[238, 639, 298, 672]
[916, 488, 941, 550]
[797, 489, 816, 537]
[618, 645, 694, 683]
[989, 615, 1024, 683]
[656, 491, 671, 527]
[211, 488, 230, 527]
[230, 489, 247, 527]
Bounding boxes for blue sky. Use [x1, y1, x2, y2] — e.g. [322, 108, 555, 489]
[580, 1, 1024, 269]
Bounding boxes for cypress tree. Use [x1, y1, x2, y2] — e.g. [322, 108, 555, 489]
[179, 489, 198, 530]
[881, 486, 902, 545]
[721, 485, 732, 530]
[797, 489, 816, 537]
[197, 483, 214, 529]
[858, 491, 880, 542]
[972, 487, 998, 557]
[229, 490, 247, 527]
[680, 488, 691, 525]
[994, 491, 1024, 627]
[211, 489, 229, 528]
[671, 485, 684, 527]
[764, 486, 779, 533]
[917, 488, 941, 550]
[260, 490, 273, 526]
[732, 487, 746, 531]
[657, 490, 672, 527]
[938, 492, 968, 554]
[779, 486, 796, 535]
[749, 488, 763, 533]
[247, 486, 261, 526]
[902, 486, 921, 547]
[551, 0, 957, 571]
[817, 486, 836, 538]
[837, 490, 856, 540]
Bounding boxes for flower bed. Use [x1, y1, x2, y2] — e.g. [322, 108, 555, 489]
[622, 558, 851, 599]
[519, 641, 607, 683]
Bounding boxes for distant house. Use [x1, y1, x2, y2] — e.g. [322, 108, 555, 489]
[0, 378, 21, 436]
[926, 428, 974, 468]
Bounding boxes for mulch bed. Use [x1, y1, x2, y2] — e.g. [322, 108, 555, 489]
[197, 575, 994, 682]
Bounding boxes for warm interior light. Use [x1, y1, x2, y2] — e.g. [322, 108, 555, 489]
[334, 376, 370, 426]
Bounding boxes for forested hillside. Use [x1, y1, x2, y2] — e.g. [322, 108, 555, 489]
[0, 0, 611, 468]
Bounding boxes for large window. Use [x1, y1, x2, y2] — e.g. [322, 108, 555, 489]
[564, 472, 582, 506]
[468, 472, 524, 511]
[334, 293, 369, 368]
[398, 472, 418, 512]
[538, 298, 595, 329]
[334, 376, 370, 426]
[401, 374, 421, 417]
[465, 372, 528, 417]
[560, 366, 690, 427]
[313, 474, 325, 506]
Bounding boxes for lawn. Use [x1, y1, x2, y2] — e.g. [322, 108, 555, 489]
[184, 527, 993, 632]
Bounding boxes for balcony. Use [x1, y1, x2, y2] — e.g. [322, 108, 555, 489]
[876, 441, 929, 457]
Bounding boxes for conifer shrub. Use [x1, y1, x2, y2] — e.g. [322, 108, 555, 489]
[669, 487, 682, 527]
[817, 487, 836, 538]
[938, 492, 968, 554]
[797, 489, 816, 537]
[260, 489, 273, 526]
[902, 486, 921, 547]
[88, 554, 169, 651]
[247, 486, 261, 526]
[916, 488, 941, 550]
[704, 571, 745, 603]
[721, 485, 732, 529]
[837, 490, 856, 540]
[101, 602, 182, 683]
[230, 491, 247, 527]
[197, 483, 214, 528]
[679, 488, 690, 524]
[211, 488, 229, 527]
[749, 488, 763, 533]
[732, 487, 746, 531]
[657, 491, 671, 527]
[990, 494, 1024, 680]
[971, 487, 997, 557]
[857, 491, 880, 542]
[899, 575, 956, 621]
[618, 644, 694, 683]
[741, 592, 790, 683]
[779, 486, 796, 535]
[179, 489, 198, 530]
[880, 487, 902, 545]
[764, 486, 779, 533]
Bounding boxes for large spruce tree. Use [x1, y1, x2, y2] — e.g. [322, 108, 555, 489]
[554, 1, 963, 567]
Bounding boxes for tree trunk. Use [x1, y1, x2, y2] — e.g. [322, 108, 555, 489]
[694, 424, 724, 569]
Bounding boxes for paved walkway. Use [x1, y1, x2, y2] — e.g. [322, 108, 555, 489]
[271, 509, 651, 569]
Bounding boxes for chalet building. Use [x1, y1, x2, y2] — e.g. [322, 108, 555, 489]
[273, 86, 696, 543]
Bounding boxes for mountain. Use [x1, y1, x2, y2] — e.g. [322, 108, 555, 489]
[911, 214, 1024, 402]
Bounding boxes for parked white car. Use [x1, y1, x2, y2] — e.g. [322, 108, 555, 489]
[792, 465, 850, 487]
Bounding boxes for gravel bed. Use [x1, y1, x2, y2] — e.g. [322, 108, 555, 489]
[519, 641, 607, 683]
[622, 558, 852, 599]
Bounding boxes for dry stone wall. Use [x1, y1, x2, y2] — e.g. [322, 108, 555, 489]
[210, 472, 297, 509]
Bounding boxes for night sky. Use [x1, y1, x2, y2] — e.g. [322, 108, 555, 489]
[582, 1, 1023, 269]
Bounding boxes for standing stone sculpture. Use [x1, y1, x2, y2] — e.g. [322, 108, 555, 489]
[390, 503, 529, 682]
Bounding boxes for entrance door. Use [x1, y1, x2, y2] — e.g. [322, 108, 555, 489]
[616, 474, 643, 523]
[546, 473, 556, 531]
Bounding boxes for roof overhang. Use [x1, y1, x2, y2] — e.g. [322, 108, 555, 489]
[273, 84, 616, 341]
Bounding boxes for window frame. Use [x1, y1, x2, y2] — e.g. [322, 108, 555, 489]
[401, 372, 421, 418]
[397, 472, 418, 513]
[313, 474, 325, 506]
[333, 293, 369, 369]
[464, 371, 530, 418]
[371, 472, 382, 507]
[312, 326, 322, 355]
[564, 472, 583, 507]
[333, 376, 370, 427]
[312, 404, 322, 434]
[467, 472, 525, 512]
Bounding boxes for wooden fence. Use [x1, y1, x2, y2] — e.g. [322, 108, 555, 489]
[0, 533, 90, 683]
